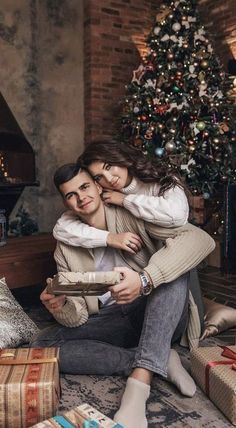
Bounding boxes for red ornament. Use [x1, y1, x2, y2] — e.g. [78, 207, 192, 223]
[133, 137, 143, 147]
[154, 104, 169, 115]
[175, 71, 182, 80]
[145, 63, 154, 71]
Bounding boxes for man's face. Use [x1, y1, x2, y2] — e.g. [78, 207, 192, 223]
[59, 170, 103, 218]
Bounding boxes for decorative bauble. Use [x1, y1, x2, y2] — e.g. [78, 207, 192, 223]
[172, 22, 181, 32]
[172, 85, 181, 93]
[196, 121, 206, 131]
[133, 137, 143, 147]
[200, 60, 208, 69]
[188, 145, 196, 152]
[213, 137, 220, 144]
[165, 141, 176, 152]
[187, 140, 195, 145]
[183, 43, 189, 49]
[141, 115, 147, 121]
[203, 192, 210, 200]
[133, 106, 139, 113]
[155, 147, 164, 157]
[175, 71, 182, 80]
[203, 131, 209, 137]
[167, 52, 174, 61]
[153, 26, 161, 35]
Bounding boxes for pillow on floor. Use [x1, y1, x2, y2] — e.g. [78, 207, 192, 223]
[0, 277, 39, 348]
[200, 297, 236, 340]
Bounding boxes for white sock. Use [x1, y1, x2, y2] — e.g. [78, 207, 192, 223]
[166, 349, 196, 397]
[114, 377, 150, 428]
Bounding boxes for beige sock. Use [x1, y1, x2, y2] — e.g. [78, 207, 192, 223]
[167, 349, 196, 397]
[114, 377, 150, 428]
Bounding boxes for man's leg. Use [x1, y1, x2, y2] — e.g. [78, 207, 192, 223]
[30, 300, 145, 375]
[114, 273, 195, 428]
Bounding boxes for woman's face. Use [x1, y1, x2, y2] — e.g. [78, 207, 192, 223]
[88, 160, 131, 190]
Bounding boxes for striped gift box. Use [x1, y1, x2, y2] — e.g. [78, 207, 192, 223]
[0, 347, 60, 428]
[190, 345, 236, 425]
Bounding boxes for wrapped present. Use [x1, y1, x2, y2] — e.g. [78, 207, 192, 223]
[206, 239, 221, 268]
[31, 403, 123, 427]
[0, 347, 60, 428]
[189, 195, 205, 225]
[190, 345, 236, 425]
[48, 271, 121, 296]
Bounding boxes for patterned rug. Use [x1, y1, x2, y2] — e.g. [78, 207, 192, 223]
[58, 339, 233, 428]
[16, 288, 233, 428]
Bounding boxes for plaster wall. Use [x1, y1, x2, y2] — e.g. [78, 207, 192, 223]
[0, 0, 84, 231]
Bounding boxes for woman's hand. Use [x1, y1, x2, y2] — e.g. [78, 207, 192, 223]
[102, 190, 125, 206]
[40, 278, 66, 313]
[109, 267, 142, 304]
[107, 232, 143, 254]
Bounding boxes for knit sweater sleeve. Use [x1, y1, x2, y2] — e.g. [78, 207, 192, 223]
[51, 244, 89, 327]
[143, 222, 215, 288]
[123, 183, 189, 227]
[53, 210, 109, 248]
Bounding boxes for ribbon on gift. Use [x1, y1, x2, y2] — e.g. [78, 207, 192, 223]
[53, 415, 75, 428]
[84, 421, 99, 428]
[205, 346, 236, 396]
[0, 356, 57, 365]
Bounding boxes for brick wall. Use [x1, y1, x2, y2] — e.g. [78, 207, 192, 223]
[198, 0, 236, 67]
[84, 0, 236, 143]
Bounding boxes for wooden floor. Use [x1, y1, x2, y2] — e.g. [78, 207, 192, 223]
[199, 266, 236, 308]
[199, 266, 236, 345]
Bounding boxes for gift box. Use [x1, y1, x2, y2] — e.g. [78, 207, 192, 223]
[0, 347, 60, 428]
[190, 345, 236, 425]
[48, 271, 121, 296]
[206, 239, 222, 268]
[31, 403, 122, 427]
[189, 195, 205, 225]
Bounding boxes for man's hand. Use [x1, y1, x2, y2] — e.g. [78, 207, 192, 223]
[107, 232, 143, 254]
[108, 267, 142, 304]
[102, 190, 125, 206]
[40, 278, 66, 313]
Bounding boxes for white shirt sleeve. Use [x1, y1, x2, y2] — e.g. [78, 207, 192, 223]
[123, 186, 189, 227]
[53, 210, 109, 247]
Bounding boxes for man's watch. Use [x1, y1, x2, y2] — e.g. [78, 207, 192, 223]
[139, 271, 153, 296]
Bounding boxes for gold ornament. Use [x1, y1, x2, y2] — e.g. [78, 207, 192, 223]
[200, 60, 208, 68]
[165, 141, 176, 152]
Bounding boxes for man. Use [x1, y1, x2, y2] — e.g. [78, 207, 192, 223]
[31, 163, 215, 428]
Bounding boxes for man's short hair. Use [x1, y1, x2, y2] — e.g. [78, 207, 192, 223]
[53, 163, 84, 192]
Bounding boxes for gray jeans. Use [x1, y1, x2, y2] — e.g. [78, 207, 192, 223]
[31, 273, 189, 377]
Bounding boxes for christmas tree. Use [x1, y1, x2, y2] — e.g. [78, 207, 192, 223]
[120, 0, 236, 199]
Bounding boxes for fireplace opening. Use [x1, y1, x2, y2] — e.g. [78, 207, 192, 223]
[0, 93, 39, 226]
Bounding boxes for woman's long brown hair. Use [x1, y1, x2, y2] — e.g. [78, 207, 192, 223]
[79, 140, 186, 196]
